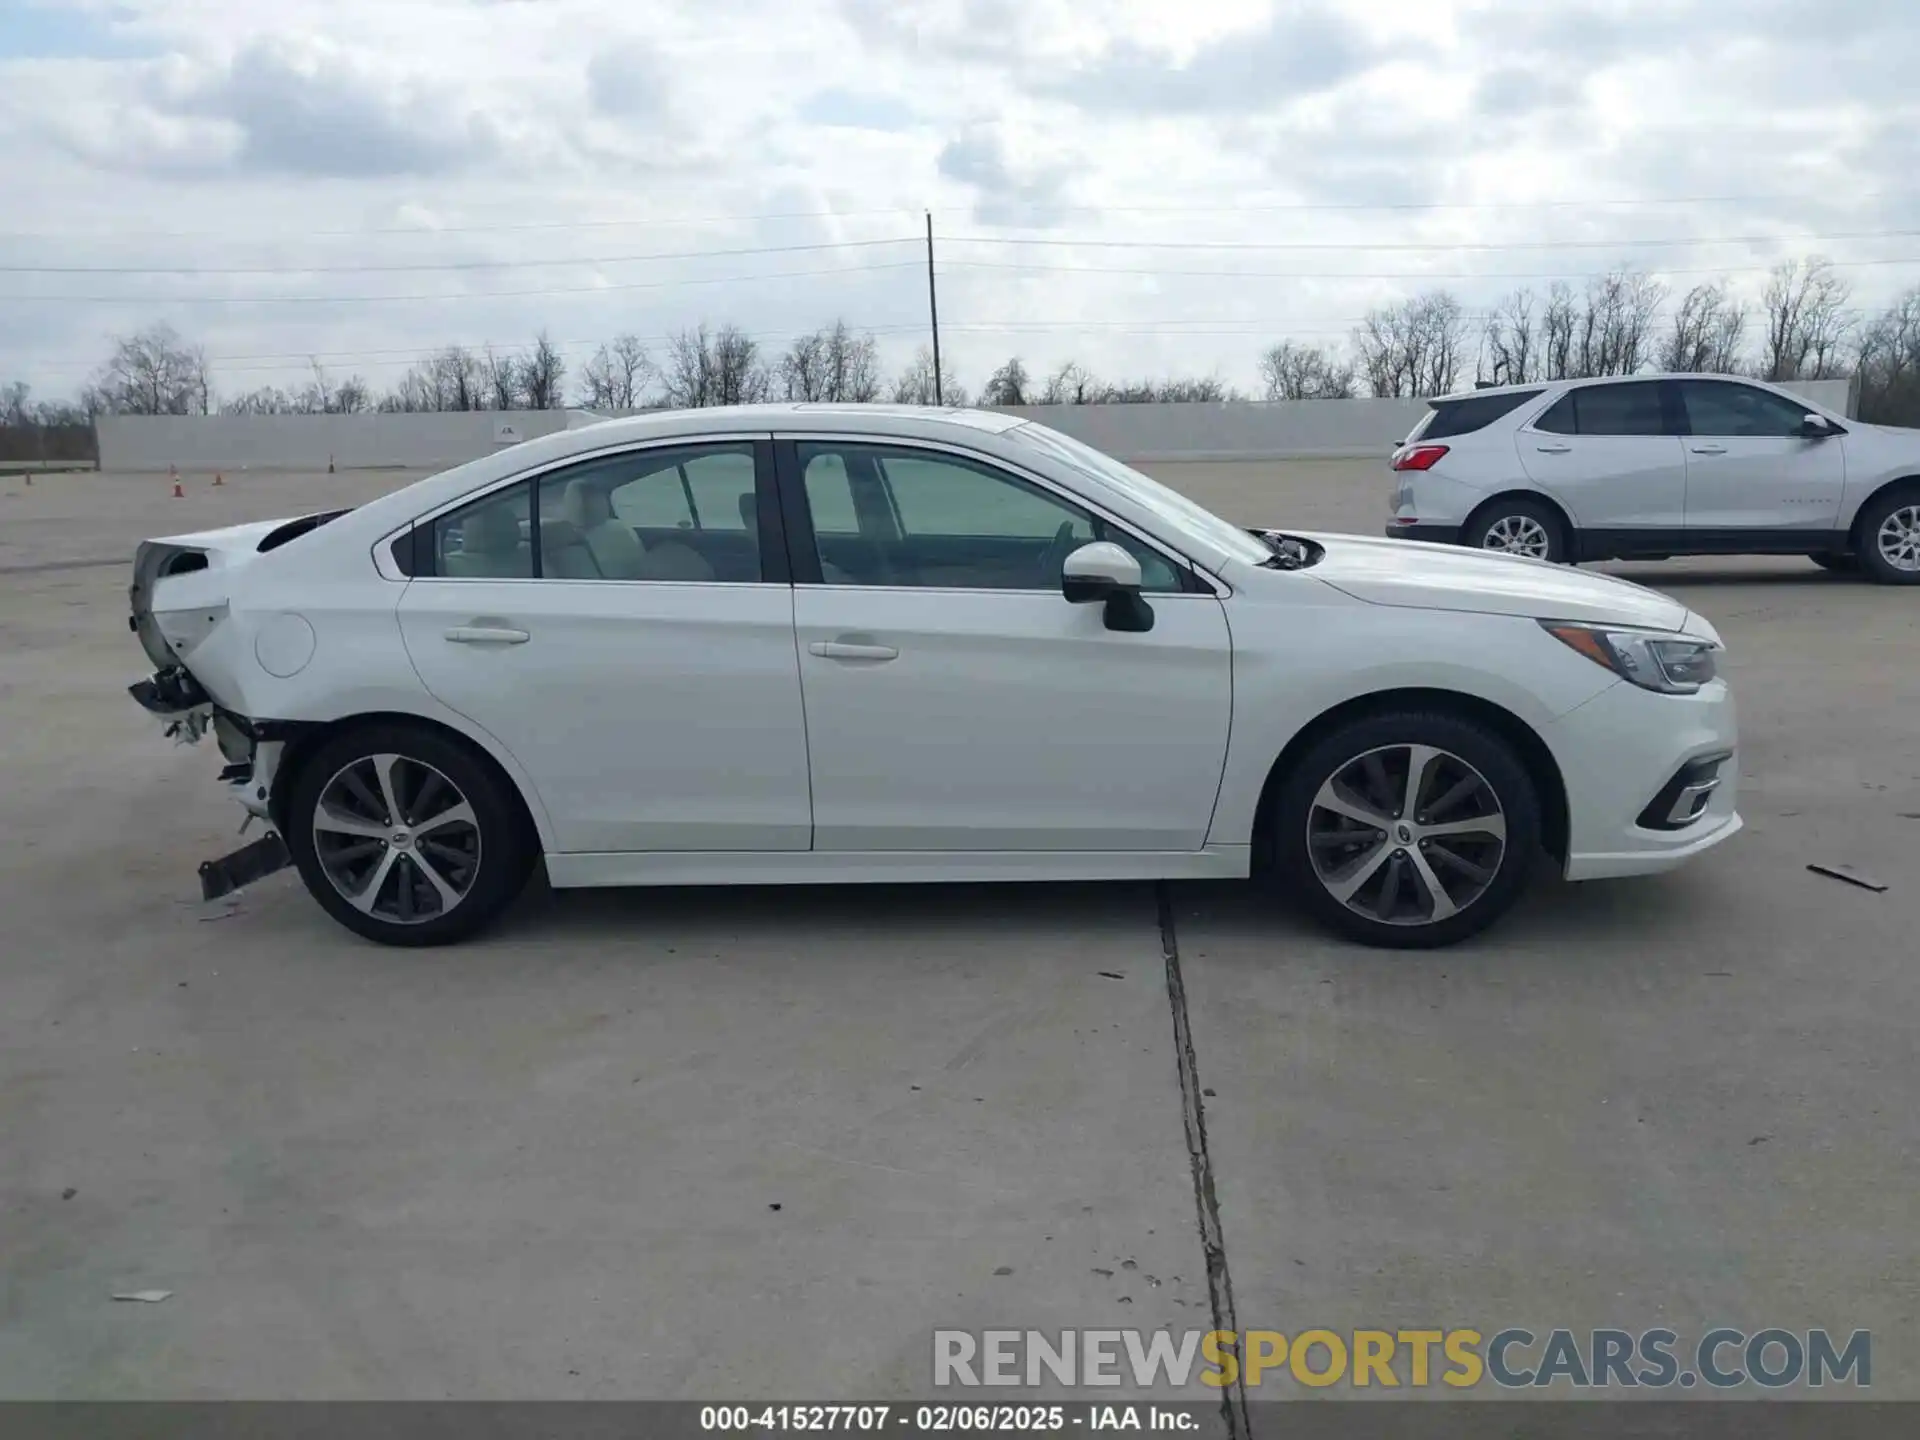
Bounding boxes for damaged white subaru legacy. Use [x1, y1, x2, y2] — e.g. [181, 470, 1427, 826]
[129, 405, 1741, 950]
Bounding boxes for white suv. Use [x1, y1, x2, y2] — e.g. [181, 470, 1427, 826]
[1388, 374, 1920, 584]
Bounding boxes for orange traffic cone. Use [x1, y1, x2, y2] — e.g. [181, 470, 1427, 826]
[327, 453, 335, 474]
[212, 471, 224, 487]
[171, 478, 185, 498]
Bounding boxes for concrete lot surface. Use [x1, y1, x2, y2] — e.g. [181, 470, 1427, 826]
[1, 459, 1916, 1412]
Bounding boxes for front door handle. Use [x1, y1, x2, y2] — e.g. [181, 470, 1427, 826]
[1689, 443, 1728, 455]
[1534, 442, 1572, 454]
[809, 640, 898, 662]
[445, 625, 530, 644]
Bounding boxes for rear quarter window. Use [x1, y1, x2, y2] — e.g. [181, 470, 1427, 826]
[1418, 389, 1545, 440]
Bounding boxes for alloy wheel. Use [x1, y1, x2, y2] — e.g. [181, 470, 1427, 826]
[1306, 744, 1508, 927]
[1876, 504, 1920, 573]
[312, 752, 482, 924]
[1482, 515, 1551, 559]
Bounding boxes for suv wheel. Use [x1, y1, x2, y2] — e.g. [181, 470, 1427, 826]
[285, 723, 535, 946]
[1463, 499, 1566, 563]
[1271, 711, 1541, 949]
[1858, 487, 1920, 585]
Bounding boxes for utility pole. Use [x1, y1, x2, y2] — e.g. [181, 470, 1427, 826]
[925, 211, 944, 405]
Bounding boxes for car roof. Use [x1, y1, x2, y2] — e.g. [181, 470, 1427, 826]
[563, 403, 1027, 442]
[1427, 372, 1773, 405]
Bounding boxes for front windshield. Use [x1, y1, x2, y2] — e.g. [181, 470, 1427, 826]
[1005, 422, 1274, 567]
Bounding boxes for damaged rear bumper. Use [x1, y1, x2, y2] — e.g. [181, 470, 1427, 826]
[131, 664, 297, 895]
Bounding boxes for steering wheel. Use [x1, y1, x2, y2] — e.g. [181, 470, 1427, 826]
[1038, 521, 1081, 588]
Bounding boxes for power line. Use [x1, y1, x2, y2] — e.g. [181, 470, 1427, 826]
[0, 237, 921, 276]
[938, 256, 1920, 281]
[0, 259, 925, 305]
[941, 229, 1920, 254]
[0, 191, 1895, 242]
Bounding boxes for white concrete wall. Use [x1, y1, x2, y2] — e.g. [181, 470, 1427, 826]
[95, 410, 579, 473]
[93, 379, 1858, 471]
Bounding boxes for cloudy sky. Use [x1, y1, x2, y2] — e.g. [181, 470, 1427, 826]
[2, 0, 1917, 403]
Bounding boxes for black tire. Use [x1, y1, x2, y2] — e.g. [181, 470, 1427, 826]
[1808, 552, 1858, 574]
[1270, 710, 1541, 950]
[1461, 497, 1569, 564]
[1853, 485, 1920, 585]
[284, 722, 535, 946]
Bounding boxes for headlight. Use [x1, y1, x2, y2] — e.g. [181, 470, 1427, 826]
[1540, 621, 1719, 694]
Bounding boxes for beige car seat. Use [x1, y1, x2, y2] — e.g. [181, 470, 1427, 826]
[562, 479, 714, 581]
[444, 502, 526, 577]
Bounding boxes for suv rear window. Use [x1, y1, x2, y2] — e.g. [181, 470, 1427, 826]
[1414, 389, 1544, 440]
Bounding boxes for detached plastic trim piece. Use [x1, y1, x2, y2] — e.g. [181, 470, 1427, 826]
[199, 832, 291, 902]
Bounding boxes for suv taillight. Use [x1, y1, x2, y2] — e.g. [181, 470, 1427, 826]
[1392, 444, 1450, 472]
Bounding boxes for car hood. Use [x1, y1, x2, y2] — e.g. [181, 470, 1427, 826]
[1284, 531, 1692, 630]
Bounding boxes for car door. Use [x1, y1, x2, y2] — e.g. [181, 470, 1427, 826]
[1516, 381, 1689, 533]
[395, 437, 813, 855]
[778, 436, 1234, 853]
[1674, 378, 1846, 532]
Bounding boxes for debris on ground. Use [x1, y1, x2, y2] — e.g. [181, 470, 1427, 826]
[112, 1291, 172, 1303]
[1807, 863, 1889, 893]
[61, 1188, 76, 1200]
[1096, 971, 1124, 980]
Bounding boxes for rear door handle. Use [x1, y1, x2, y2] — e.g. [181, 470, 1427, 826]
[1534, 442, 1572, 454]
[445, 625, 530, 644]
[1690, 444, 1728, 454]
[809, 640, 898, 662]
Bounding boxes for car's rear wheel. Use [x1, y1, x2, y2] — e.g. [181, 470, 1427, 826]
[1462, 498, 1567, 563]
[285, 723, 534, 946]
[1809, 551, 1858, 574]
[1857, 487, 1920, 585]
[1271, 711, 1541, 949]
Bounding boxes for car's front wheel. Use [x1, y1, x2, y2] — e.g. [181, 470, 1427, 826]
[1271, 711, 1541, 949]
[1462, 498, 1567, 563]
[1857, 487, 1920, 585]
[284, 723, 535, 946]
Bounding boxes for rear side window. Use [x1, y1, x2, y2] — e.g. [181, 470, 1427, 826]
[1419, 389, 1544, 439]
[1534, 383, 1671, 437]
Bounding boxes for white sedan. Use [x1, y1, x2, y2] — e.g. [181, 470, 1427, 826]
[128, 405, 1741, 949]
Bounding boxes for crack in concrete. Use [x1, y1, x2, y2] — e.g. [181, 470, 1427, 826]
[1157, 881, 1250, 1440]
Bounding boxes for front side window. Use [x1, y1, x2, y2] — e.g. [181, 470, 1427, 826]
[795, 442, 1184, 592]
[1677, 381, 1812, 439]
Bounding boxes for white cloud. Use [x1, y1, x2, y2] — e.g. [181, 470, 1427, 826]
[0, 0, 1916, 402]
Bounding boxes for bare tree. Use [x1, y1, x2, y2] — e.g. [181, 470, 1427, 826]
[980, 357, 1032, 407]
[662, 324, 770, 407]
[222, 387, 296, 416]
[1039, 361, 1101, 405]
[778, 321, 882, 403]
[891, 346, 968, 406]
[1258, 340, 1356, 399]
[482, 346, 521, 410]
[579, 334, 652, 410]
[1855, 286, 1920, 427]
[521, 332, 566, 410]
[1659, 281, 1749, 374]
[1540, 282, 1578, 380]
[1761, 257, 1853, 381]
[1480, 289, 1539, 385]
[1352, 290, 1469, 397]
[1574, 268, 1666, 378]
[92, 324, 211, 415]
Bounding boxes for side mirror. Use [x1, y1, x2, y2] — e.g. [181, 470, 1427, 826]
[1798, 413, 1838, 439]
[1061, 541, 1154, 633]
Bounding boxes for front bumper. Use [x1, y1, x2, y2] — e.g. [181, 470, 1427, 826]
[1383, 521, 1461, 545]
[1546, 676, 1743, 881]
